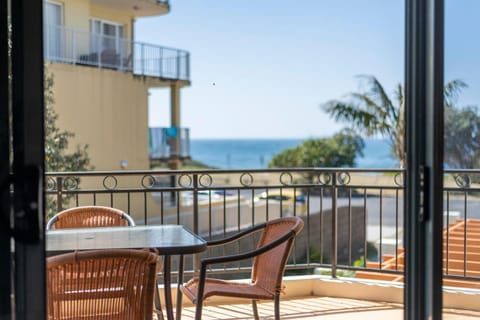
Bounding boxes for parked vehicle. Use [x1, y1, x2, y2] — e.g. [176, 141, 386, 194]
[255, 190, 305, 203]
[252, 190, 307, 216]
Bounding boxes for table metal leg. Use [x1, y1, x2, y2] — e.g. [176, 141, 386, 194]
[175, 255, 184, 320]
[163, 255, 174, 320]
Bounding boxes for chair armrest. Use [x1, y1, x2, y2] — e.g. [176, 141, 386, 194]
[206, 223, 266, 247]
[201, 230, 295, 267]
[121, 212, 136, 226]
[45, 215, 58, 230]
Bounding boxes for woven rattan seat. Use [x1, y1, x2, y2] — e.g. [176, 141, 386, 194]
[46, 205, 136, 230]
[181, 216, 304, 320]
[47, 249, 158, 320]
[46, 206, 165, 319]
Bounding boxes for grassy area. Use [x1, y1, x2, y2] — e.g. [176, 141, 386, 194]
[151, 158, 216, 170]
[182, 159, 217, 169]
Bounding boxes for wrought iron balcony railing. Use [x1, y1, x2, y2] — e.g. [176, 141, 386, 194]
[44, 24, 190, 81]
[45, 168, 480, 289]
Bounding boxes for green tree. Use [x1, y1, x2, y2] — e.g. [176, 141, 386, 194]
[44, 70, 92, 215]
[269, 129, 364, 169]
[321, 75, 466, 167]
[268, 147, 302, 168]
[444, 104, 480, 169]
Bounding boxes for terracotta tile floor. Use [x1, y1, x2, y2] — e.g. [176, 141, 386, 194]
[173, 296, 480, 320]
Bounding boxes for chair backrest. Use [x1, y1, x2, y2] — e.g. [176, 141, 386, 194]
[251, 216, 304, 294]
[46, 205, 135, 230]
[47, 249, 157, 320]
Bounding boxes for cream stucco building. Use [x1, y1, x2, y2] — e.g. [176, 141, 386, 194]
[44, 0, 190, 170]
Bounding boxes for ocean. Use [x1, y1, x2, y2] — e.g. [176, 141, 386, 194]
[189, 138, 397, 169]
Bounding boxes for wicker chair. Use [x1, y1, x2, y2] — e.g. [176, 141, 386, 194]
[47, 249, 158, 320]
[46, 205, 136, 230]
[46, 206, 165, 319]
[181, 216, 304, 320]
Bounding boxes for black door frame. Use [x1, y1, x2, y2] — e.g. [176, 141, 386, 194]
[404, 0, 444, 319]
[0, 0, 11, 318]
[10, 0, 46, 319]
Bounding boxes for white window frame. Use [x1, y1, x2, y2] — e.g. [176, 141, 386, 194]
[44, 1, 64, 60]
[44, 0, 64, 26]
[89, 18, 125, 53]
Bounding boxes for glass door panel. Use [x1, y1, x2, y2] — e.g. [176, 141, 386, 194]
[443, 1, 480, 316]
[102, 23, 116, 51]
[90, 19, 124, 66]
[44, 2, 63, 60]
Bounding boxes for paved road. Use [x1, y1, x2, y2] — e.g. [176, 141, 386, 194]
[151, 191, 480, 242]
[307, 195, 480, 225]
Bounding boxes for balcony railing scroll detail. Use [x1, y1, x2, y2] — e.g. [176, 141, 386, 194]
[45, 168, 480, 288]
[44, 24, 190, 81]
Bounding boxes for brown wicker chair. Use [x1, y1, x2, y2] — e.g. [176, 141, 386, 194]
[46, 206, 165, 319]
[46, 205, 136, 230]
[181, 216, 304, 320]
[47, 249, 158, 320]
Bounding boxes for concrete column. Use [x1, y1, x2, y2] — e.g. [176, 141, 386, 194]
[170, 82, 180, 127]
[169, 82, 181, 170]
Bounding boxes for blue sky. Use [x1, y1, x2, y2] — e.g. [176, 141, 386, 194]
[136, 0, 480, 139]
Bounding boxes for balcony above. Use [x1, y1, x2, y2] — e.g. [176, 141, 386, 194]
[92, 0, 170, 18]
[44, 24, 190, 82]
[149, 127, 191, 163]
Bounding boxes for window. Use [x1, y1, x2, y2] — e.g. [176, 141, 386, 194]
[90, 19, 125, 54]
[44, 1, 63, 60]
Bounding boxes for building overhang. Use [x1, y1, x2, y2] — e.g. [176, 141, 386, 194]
[92, 0, 170, 18]
[141, 77, 191, 88]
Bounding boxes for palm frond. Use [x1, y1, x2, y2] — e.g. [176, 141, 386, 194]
[393, 83, 403, 121]
[356, 75, 396, 120]
[322, 100, 392, 136]
[353, 75, 400, 129]
[444, 79, 467, 107]
[350, 92, 388, 118]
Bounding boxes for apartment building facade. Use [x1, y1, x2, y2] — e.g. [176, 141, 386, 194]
[44, 0, 190, 170]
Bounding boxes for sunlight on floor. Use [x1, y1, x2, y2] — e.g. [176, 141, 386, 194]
[176, 296, 480, 320]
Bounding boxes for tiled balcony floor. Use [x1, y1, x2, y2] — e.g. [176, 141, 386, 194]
[176, 296, 480, 320]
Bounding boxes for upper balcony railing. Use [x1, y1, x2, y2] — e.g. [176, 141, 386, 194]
[44, 24, 190, 81]
[149, 127, 191, 161]
[45, 168, 480, 289]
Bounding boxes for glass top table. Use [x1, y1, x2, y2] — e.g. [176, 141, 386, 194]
[46, 225, 206, 255]
[46, 225, 206, 320]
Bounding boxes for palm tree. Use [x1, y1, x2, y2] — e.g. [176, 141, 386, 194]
[321, 75, 466, 167]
